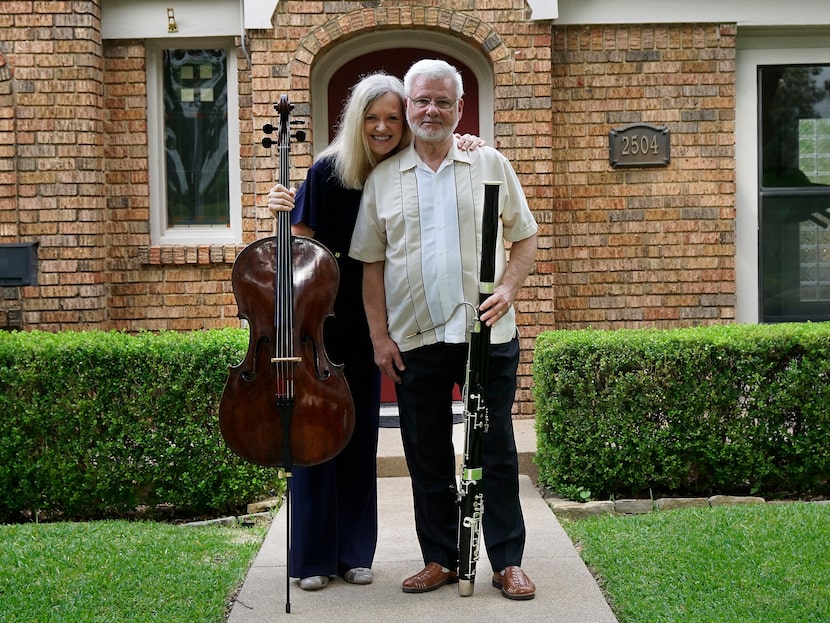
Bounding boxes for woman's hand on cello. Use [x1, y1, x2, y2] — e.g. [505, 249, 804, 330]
[267, 184, 295, 217]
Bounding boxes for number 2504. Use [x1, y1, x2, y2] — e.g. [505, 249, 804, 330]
[621, 134, 660, 156]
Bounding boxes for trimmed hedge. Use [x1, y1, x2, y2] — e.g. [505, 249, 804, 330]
[533, 323, 830, 500]
[0, 329, 284, 523]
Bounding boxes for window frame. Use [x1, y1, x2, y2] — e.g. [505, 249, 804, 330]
[146, 37, 242, 246]
[758, 63, 830, 322]
[735, 34, 830, 323]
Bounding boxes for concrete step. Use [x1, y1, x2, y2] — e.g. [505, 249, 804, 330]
[377, 407, 538, 483]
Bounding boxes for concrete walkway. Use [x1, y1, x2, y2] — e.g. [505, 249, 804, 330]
[227, 418, 618, 623]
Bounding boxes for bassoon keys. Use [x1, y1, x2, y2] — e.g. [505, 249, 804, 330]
[457, 181, 500, 597]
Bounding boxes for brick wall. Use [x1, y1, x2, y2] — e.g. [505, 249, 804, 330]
[550, 23, 737, 329]
[1, 1, 108, 330]
[0, 2, 742, 416]
[1, 44, 19, 327]
[101, 40, 245, 331]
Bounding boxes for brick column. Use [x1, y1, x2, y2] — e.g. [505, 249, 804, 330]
[3, 1, 107, 329]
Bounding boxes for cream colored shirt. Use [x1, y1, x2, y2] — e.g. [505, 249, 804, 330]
[349, 143, 538, 352]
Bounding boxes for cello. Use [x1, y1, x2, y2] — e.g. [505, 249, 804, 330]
[219, 95, 355, 470]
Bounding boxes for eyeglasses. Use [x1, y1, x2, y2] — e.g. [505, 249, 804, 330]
[409, 98, 457, 111]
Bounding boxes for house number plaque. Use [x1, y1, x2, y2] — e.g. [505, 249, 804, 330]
[609, 123, 670, 168]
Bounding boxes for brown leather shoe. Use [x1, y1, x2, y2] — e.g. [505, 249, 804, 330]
[402, 562, 458, 593]
[492, 566, 536, 600]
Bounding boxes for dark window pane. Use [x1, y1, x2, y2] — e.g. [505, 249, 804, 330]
[759, 65, 830, 322]
[163, 49, 230, 226]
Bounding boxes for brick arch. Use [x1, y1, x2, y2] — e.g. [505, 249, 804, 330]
[284, 7, 514, 157]
[292, 7, 510, 74]
[288, 7, 512, 100]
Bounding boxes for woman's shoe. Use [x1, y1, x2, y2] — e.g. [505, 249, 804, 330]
[299, 575, 329, 591]
[344, 567, 373, 585]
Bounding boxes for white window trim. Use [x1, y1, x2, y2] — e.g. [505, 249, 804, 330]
[146, 37, 242, 246]
[735, 33, 830, 323]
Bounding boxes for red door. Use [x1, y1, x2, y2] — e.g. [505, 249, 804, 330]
[328, 49, 479, 403]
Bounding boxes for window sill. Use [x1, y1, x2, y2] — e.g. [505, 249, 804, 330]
[138, 245, 245, 266]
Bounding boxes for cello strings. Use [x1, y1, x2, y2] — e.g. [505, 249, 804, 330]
[277, 138, 295, 402]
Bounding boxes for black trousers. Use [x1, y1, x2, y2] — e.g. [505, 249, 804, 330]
[395, 337, 526, 573]
[288, 329, 381, 579]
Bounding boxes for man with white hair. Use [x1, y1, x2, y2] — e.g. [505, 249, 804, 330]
[350, 59, 538, 600]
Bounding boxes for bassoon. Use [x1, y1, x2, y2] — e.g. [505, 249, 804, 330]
[457, 181, 500, 597]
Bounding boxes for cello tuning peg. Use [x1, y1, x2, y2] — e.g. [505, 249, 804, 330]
[294, 130, 306, 143]
[262, 123, 275, 134]
[262, 137, 274, 148]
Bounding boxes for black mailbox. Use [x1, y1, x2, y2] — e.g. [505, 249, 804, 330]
[0, 242, 39, 286]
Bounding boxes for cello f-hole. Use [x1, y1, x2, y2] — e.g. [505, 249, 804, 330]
[302, 334, 332, 381]
[241, 335, 270, 382]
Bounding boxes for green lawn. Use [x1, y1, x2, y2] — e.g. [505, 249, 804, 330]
[0, 520, 267, 623]
[562, 502, 830, 623]
[1, 503, 828, 622]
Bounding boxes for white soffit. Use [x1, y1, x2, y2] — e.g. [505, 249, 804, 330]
[526, 0, 559, 21]
[243, 0, 279, 30]
[101, 0, 243, 39]
[554, 0, 830, 26]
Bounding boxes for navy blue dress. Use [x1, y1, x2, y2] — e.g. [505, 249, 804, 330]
[288, 157, 382, 579]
